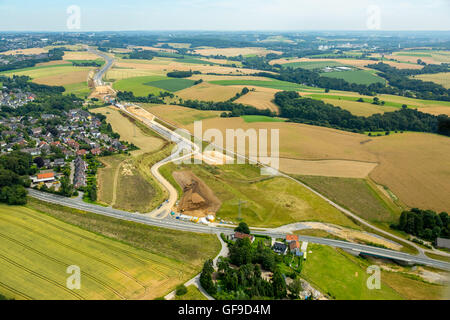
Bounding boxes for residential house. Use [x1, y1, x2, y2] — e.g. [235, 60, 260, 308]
[273, 242, 288, 255]
[232, 232, 255, 243]
[73, 156, 87, 188]
[289, 241, 302, 256]
[32, 172, 56, 183]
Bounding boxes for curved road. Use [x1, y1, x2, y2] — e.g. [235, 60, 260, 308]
[29, 47, 449, 272]
[86, 47, 114, 86]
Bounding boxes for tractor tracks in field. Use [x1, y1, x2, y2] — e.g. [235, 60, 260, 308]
[21, 211, 186, 276]
[0, 252, 85, 300]
[0, 215, 148, 292]
[0, 281, 34, 300]
[0, 232, 126, 300]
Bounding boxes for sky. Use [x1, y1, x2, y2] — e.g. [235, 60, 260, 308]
[0, 0, 449, 31]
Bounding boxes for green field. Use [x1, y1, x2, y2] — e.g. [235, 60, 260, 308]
[302, 244, 447, 300]
[0, 63, 72, 75]
[281, 60, 346, 69]
[241, 115, 286, 123]
[113, 76, 168, 96]
[174, 57, 220, 65]
[144, 78, 196, 92]
[0, 203, 220, 300]
[321, 70, 386, 85]
[162, 163, 360, 229]
[63, 82, 91, 98]
[209, 79, 321, 92]
[98, 143, 173, 213]
[0, 64, 90, 79]
[142, 104, 222, 126]
[394, 52, 432, 57]
[296, 176, 401, 223]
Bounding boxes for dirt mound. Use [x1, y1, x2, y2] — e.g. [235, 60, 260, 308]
[173, 170, 221, 217]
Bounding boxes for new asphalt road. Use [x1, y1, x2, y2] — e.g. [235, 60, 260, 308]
[28, 189, 450, 271]
[86, 47, 114, 86]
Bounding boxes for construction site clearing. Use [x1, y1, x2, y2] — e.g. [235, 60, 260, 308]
[172, 170, 221, 219]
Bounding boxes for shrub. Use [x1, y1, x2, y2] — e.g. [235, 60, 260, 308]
[175, 284, 188, 296]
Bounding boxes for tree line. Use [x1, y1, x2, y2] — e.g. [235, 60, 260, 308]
[0, 151, 34, 205]
[167, 70, 200, 78]
[274, 91, 450, 136]
[367, 62, 450, 101]
[0, 48, 65, 73]
[391, 209, 449, 243]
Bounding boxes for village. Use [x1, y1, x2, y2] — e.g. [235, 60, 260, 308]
[0, 105, 128, 194]
[0, 86, 36, 109]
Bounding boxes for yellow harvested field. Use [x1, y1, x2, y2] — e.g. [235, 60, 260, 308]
[412, 72, 450, 89]
[165, 43, 191, 49]
[106, 68, 160, 80]
[189, 74, 270, 81]
[111, 48, 132, 53]
[277, 158, 378, 178]
[185, 118, 450, 211]
[269, 57, 424, 70]
[418, 107, 450, 116]
[389, 51, 450, 64]
[0, 47, 48, 55]
[235, 89, 279, 112]
[387, 54, 436, 65]
[193, 47, 282, 57]
[177, 82, 242, 102]
[63, 51, 102, 61]
[113, 59, 263, 76]
[184, 117, 377, 162]
[365, 133, 450, 213]
[33, 69, 91, 86]
[0, 204, 216, 300]
[142, 104, 221, 126]
[35, 60, 70, 67]
[322, 98, 397, 116]
[93, 106, 164, 156]
[2, 65, 94, 87]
